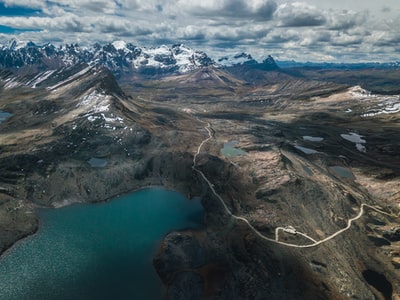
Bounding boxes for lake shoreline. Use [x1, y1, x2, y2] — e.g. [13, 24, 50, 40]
[0, 177, 203, 259]
[0, 186, 204, 299]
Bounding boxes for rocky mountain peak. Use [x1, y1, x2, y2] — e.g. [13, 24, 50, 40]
[6, 38, 27, 51]
[0, 39, 279, 78]
[218, 52, 257, 66]
[0, 40, 217, 76]
[262, 55, 279, 70]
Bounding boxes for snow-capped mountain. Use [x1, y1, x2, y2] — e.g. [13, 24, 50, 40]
[110, 42, 213, 73]
[0, 39, 214, 77]
[0, 39, 283, 79]
[0, 63, 124, 97]
[218, 52, 257, 66]
[217, 52, 279, 71]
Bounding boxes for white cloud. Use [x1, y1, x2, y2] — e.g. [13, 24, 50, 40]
[0, 15, 91, 32]
[175, 0, 277, 19]
[1, 0, 45, 9]
[327, 10, 368, 30]
[0, 0, 399, 62]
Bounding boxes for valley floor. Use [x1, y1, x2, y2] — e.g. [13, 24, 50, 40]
[0, 65, 400, 299]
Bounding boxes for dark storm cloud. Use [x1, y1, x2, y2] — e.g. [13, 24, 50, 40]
[181, 30, 206, 41]
[213, 27, 269, 41]
[275, 3, 326, 27]
[373, 32, 400, 47]
[63, 17, 88, 32]
[331, 34, 363, 46]
[223, 0, 277, 19]
[81, 1, 116, 13]
[182, 0, 277, 20]
[280, 14, 325, 27]
[263, 28, 302, 43]
[98, 20, 153, 37]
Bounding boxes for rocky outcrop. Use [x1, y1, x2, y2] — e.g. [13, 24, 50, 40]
[0, 196, 38, 254]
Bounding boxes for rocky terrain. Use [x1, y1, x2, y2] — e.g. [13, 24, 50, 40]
[0, 48, 399, 299]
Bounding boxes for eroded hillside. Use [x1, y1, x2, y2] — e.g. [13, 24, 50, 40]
[0, 64, 399, 299]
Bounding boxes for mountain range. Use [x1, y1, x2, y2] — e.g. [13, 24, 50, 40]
[2, 39, 399, 78]
[0, 39, 280, 78]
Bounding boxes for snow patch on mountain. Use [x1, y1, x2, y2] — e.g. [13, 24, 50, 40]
[341, 132, 367, 153]
[349, 85, 372, 98]
[361, 95, 400, 117]
[76, 89, 126, 131]
[3, 76, 22, 89]
[173, 45, 198, 72]
[27, 70, 57, 88]
[112, 40, 127, 51]
[7, 38, 27, 51]
[218, 53, 257, 66]
[135, 45, 173, 69]
[0, 39, 281, 76]
[47, 66, 93, 90]
[0, 40, 214, 75]
[77, 90, 111, 114]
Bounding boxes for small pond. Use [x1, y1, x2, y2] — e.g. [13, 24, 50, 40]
[329, 166, 355, 179]
[88, 157, 108, 168]
[302, 165, 313, 175]
[302, 136, 324, 142]
[0, 110, 12, 124]
[340, 132, 367, 153]
[221, 141, 246, 157]
[294, 145, 319, 154]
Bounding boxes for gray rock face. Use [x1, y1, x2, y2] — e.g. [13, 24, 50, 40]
[154, 232, 207, 299]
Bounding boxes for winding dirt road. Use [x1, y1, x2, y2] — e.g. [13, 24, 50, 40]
[192, 122, 397, 248]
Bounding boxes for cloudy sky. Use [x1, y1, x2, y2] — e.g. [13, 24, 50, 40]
[0, 0, 399, 62]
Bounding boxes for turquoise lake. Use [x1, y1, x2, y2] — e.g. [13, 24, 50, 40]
[0, 188, 204, 300]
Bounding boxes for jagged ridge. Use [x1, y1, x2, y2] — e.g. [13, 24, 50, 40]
[0, 39, 279, 77]
[0, 40, 214, 76]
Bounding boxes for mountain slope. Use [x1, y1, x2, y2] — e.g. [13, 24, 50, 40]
[161, 66, 247, 90]
[0, 64, 148, 203]
[1, 42, 399, 300]
[0, 63, 204, 257]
